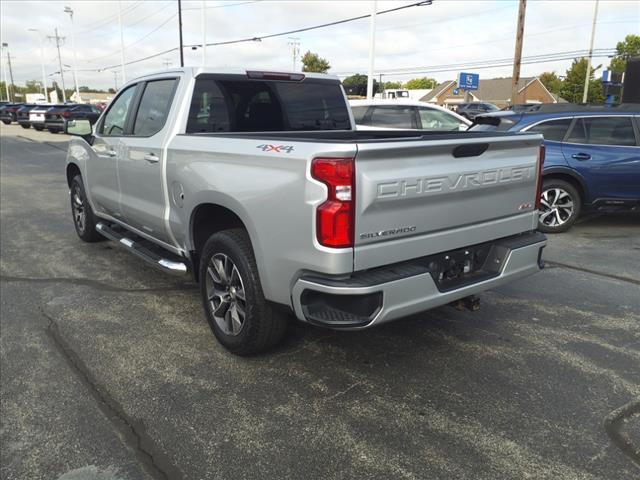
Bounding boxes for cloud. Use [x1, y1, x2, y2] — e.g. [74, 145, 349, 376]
[0, 0, 637, 90]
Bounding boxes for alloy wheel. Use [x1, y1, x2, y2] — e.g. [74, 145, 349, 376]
[205, 253, 246, 336]
[539, 187, 574, 228]
[71, 185, 86, 233]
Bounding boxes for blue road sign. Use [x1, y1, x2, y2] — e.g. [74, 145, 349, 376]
[453, 88, 460, 95]
[457, 72, 479, 91]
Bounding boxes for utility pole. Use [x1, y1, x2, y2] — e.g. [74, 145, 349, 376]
[28, 29, 48, 100]
[366, 0, 377, 100]
[178, 0, 184, 67]
[111, 70, 118, 91]
[2, 43, 15, 102]
[0, 44, 9, 101]
[510, 0, 526, 107]
[48, 28, 67, 103]
[582, 0, 599, 103]
[287, 37, 300, 71]
[64, 6, 81, 102]
[118, 0, 126, 82]
[201, 0, 207, 66]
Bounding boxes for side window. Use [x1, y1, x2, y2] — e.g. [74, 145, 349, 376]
[567, 117, 637, 147]
[186, 79, 231, 133]
[370, 106, 416, 129]
[418, 108, 464, 130]
[351, 106, 369, 124]
[101, 85, 137, 136]
[529, 118, 572, 142]
[133, 79, 177, 136]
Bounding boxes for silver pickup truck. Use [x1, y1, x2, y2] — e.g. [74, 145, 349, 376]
[65, 68, 546, 355]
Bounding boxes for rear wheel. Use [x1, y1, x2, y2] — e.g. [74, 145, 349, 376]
[34, 125, 44, 131]
[538, 179, 581, 233]
[199, 229, 288, 355]
[70, 175, 103, 242]
[2, 120, 10, 125]
[20, 124, 30, 129]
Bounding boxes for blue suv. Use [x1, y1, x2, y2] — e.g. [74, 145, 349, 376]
[471, 104, 640, 232]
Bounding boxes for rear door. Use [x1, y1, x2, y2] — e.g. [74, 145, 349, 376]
[561, 115, 640, 200]
[353, 134, 542, 269]
[118, 77, 178, 242]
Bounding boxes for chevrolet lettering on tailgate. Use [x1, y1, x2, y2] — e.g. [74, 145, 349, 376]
[377, 165, 535, 198]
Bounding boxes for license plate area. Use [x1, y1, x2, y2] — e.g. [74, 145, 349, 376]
[425, 240, 507, 292]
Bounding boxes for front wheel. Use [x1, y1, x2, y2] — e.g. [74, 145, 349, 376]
[70, 175, 103, 242]
[538, 179, 581, 233]
[20, 124, 30, 129]
[199, 229, 288, 355]
[2, 120, 10, 125]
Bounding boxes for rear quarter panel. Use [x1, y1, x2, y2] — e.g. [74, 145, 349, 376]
[166, 135, 357, 305]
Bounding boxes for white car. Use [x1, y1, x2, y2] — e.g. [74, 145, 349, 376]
[350, 99, 471, 131]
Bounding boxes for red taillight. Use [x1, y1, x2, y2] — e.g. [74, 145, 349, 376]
[311, 157, 355, 248]
[535, 144, 545, 210]
[62, 111, 72, 118]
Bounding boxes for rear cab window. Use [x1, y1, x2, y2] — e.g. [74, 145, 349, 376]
[186, 75, 351, 133]
[133, 78, 178, 136]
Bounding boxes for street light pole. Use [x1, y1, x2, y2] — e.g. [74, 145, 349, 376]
[366, 0, 377, 100]
[201, 0, 207, 66]
[28, 29, 48, 101]
[582, 0, 599, 103]
[48, 28, 67, 103]
[64, 6, 81, 102]
[118, 0, 126, 83]
[178, 0, 184, 67]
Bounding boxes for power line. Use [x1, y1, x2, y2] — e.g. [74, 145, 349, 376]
[75, 0, 144, 35]
[338, 49, 617, 78]
[80, 0, 433, 72]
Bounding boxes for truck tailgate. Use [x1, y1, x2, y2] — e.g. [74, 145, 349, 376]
[354, 134, 542, 270]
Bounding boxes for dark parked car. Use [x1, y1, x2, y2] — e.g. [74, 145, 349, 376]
[470, 103, 640, 232]
[44, 104, 101, 133]
[16, 104, 38, 129]
[456, 102, 499, 120]
[0, 103, 24, 124]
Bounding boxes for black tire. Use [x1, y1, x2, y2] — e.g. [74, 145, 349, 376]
[199, 228, 288, 355]
[48, 129, 59, 134]
[20, 124, 30, 129]
[70, 175, 103, 242]
[538, 178, 581, 233]
[1, 120, 10, 125]
[34, 126, 44, 131]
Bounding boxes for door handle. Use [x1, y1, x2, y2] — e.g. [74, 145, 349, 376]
[107, 149, 117, 157]
[571, 153, 591, 161]
[144, 153, 159, 163]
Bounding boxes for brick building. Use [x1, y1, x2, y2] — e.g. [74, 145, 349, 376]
[420, 77, 565, 109]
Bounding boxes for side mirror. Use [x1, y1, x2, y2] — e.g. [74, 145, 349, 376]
[66, 118, 92, 136]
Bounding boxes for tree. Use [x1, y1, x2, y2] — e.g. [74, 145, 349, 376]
[342, 74, 380, 96]
[383, 81, 402, 90]
[301, 51, 330, 73]
[609, 34, 640, 73]
[538, 71, 563, 95]
[404, 77, 437, 89]
[24, 79, 42, 93]
[560, 58, 604, 103]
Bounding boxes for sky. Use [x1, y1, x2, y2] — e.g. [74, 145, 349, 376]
[0, 0, 638, 91]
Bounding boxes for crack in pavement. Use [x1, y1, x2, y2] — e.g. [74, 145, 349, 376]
[545, 261, 640, 286]
[604, 399, 640, 468]
[0, 274, 195, 294]
[42, 307, 184, 480]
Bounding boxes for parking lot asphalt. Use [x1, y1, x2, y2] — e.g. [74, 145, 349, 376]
[1, 123, 639, 480]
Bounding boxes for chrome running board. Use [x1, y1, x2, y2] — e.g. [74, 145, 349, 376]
[96, 222, 188, 276]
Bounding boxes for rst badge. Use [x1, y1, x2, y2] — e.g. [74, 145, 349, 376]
[256, 144, 294, 153]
